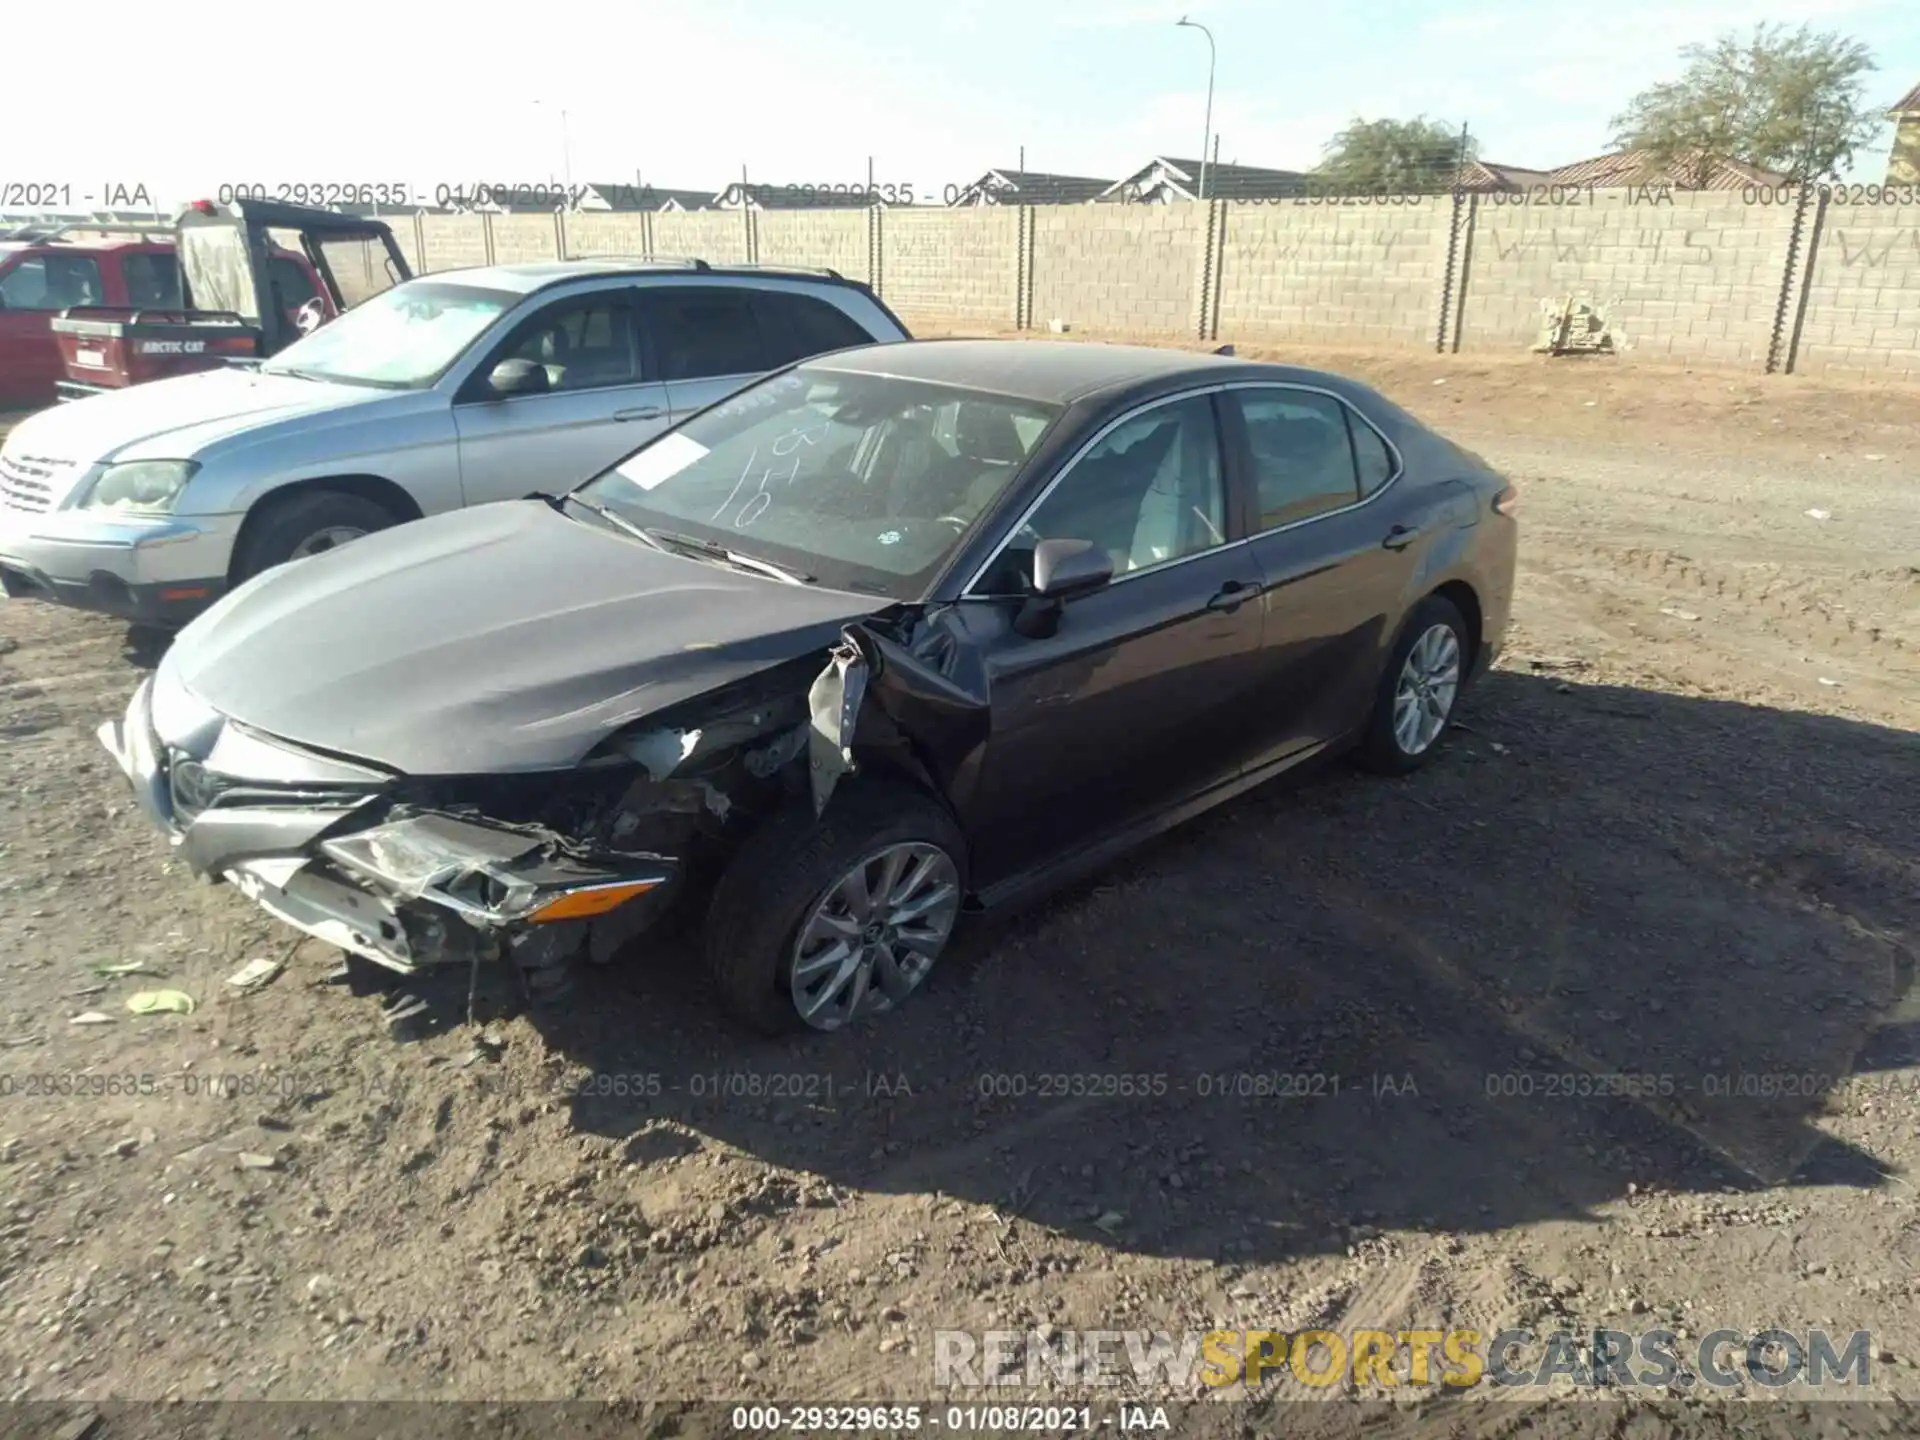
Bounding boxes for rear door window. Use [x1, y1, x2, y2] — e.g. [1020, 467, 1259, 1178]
[642, 287, 771, 380]
[1229, 389, 1364, 530]
[754, 290, 876, 365]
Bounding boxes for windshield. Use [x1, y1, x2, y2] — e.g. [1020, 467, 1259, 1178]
[261, 280, 516, 387]
[574, 366, 1061, 598]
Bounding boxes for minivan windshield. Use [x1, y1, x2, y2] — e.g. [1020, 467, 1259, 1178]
[261, 281, 516, 388]
[574, 366, 1061, 598]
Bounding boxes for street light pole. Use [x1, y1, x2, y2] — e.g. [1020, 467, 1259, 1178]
[534, 101, 574, 195]
[1176, 17, 1216, 202]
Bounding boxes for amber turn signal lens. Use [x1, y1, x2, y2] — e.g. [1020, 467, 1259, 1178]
[525, 879, 663, 924]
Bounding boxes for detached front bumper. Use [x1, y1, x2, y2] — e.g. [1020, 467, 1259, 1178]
[99, 678, 674, 976]
[0, 503, 239, 625]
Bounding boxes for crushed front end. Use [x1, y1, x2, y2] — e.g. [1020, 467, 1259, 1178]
[97, 670, 687, 979]
[97, 602, 991, 992]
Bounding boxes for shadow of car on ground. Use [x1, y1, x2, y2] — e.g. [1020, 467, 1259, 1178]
[271, 667, 1920, 1263]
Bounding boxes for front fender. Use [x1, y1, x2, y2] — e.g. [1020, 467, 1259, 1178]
[200, 399, 460, 516]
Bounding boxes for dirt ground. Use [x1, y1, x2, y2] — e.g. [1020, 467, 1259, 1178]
[0, 348, 1917, 1436]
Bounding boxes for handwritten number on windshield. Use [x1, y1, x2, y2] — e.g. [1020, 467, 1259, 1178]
[709, 423, 828, 530]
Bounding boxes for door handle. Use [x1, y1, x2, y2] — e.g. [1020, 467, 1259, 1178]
[613, 405, 664, 422]
[1206, 579, 1256, 613]
[1382, 524, 1423, 551]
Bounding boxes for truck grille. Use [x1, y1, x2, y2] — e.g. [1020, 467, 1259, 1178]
[0, 454, 67, 515]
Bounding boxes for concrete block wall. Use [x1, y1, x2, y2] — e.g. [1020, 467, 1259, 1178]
[387, 219, 425, 276]
[1216, 200, 1454, 346]
[1455, 192, 1797, 365]
[1029, 205, 1202, 336]
[649, 211, 751, 266]
[1792, 204, 1920, 374]
[564, 213, 650, 259]
[361, 197, 1920, 377]
[490, 213, 562, 265]
[881, 208, 1019, 327]
[755, 210, 871, 283]
[418, 213, 490, 272]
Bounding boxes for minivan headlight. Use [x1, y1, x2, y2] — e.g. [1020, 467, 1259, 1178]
[82, 460, 200, 514]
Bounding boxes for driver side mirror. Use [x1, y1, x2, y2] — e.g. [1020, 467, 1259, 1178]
[1014, 538, 1112, 638]
[1032, 537, 1113, 599]
[489, 357, 550, 397]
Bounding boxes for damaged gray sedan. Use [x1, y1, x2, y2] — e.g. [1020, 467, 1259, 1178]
[99, 340, 1516, 1034]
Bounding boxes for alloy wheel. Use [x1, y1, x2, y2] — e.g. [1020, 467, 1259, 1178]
[787, 841, 961, 1030]
[289, 525, 369, 559]
[1392, 622, 1462, 756]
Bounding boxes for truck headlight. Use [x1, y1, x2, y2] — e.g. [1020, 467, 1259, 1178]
[82, 460, 200, 514]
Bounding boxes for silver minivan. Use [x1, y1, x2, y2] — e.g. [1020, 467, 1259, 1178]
[0, 259, 909, 625]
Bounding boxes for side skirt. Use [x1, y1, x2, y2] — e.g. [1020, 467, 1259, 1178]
[968, 734, 1351, 916]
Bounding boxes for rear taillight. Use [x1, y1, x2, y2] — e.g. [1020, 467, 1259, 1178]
[1493, 483, 1518, 516]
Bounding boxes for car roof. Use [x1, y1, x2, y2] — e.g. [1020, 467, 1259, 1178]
[417, 259, 865, 297]
[0, 236, 162, 255]
[807, 338, 1337, 406]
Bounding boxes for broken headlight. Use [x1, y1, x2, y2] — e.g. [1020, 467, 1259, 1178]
[321, 812, 669, 926]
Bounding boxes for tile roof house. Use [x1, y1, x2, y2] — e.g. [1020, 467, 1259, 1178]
[1452, 160, 1555, 192]
[1886, 82, 1920, 184]
[948, 169, 1115, 205]
[331, 203, 461, 218]
[1545, 147, 1791, 191]
[1100, 156, 1312, 202]
[574, 182, 714, 213]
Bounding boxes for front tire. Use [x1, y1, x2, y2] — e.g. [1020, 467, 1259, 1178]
[1353, 594, 1468, 775]
[704, 782, 967, 1036]
[233, 490, 400, 583]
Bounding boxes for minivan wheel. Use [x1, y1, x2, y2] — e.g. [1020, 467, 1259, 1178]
[705, 784, 967, 1036]
[1354, 594, 1469, 775]
[233, 491, 400, 582]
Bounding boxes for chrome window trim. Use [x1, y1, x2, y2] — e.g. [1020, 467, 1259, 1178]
[959, 378, 1407, 599]
[663, 369, 758, 388]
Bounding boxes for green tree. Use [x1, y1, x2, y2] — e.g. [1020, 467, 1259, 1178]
[1610, 23, 1879, 182]
[1314, 117, 1475, 194]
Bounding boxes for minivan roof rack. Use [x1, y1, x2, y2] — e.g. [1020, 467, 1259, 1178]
[724, 262, 847, 280]
[561, 254, 713, 270]
[554, 256, 848, 281]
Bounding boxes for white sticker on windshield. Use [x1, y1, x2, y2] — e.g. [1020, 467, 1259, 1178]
[616, 432, 710, 491]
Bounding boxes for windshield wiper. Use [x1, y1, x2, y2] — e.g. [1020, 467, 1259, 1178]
[562, 494, 672, 551]
[641, 528, 815, 586]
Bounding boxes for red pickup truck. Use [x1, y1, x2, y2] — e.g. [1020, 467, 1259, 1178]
[0, 227, 337, 410]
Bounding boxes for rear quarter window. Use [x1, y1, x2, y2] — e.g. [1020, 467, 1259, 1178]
[756, 290, 879, 366]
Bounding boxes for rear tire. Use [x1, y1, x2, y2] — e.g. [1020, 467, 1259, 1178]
[1353, 594, 1469, 776]
[233, 490, 400, 583]
[704, 782, 967, 1037]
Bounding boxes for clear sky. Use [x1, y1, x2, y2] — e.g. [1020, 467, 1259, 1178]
[11, 0, 1920, 207]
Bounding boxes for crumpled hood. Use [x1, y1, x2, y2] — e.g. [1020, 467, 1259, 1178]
[162, 498, 886, 775]
[5, 368, 376, 469]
